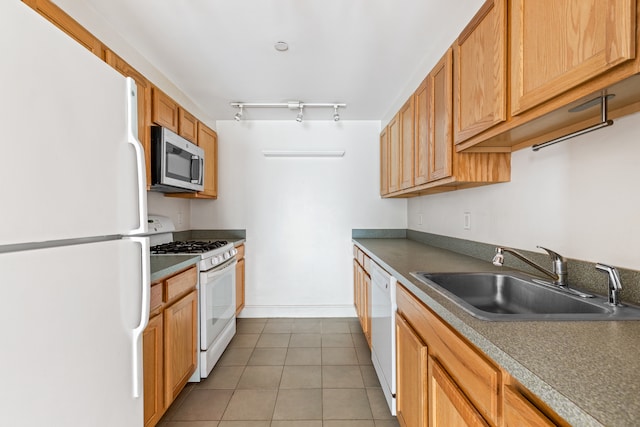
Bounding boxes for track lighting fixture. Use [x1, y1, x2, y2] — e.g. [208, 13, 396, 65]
[234, 105, 244, 121]
[230, 101, 346, 122]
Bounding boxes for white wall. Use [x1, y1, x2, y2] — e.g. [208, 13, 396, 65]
[191, 121, 407, 317]
[408, 111, 640, 270]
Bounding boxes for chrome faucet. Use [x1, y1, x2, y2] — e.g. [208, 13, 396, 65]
[595, 263, 623, 306]
[492, 246, 568, 288]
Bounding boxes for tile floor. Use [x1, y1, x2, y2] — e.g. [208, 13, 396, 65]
[158, 317, 399, 427]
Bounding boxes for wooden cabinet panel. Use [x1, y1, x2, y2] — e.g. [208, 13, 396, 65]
[152, 87, 179, 132]
[388, 115, 401, 193]
[150, 283, 164, 313]
[164, 289, 198, 404]
[503, 385, 556, 427]
[22, 0, 105, 58]
[165, 266, 197, 302]
[353, 251, 372, 348]
[143, 314, 164, 427]
[399, 97, 415, 189]
[453, 0, 507, 144]
[510, 0, 636, 116]
[380, 127, 390, 195]
[396, 285, 500, 425]
[105, 49, 153, 189]
[428, 49, 453, 182]
[235, 257, 245, 316]
[396, 313, 428, 427]
[178, 108, 198, 143]
[430, 357, 489, 427]
[196, 123, 218, 198]
[414, 77, 430, 186]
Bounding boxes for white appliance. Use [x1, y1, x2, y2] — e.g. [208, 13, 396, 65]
[371, 261, 398, 415]
[0, 3, 149, 426]
[147, 216, 237, 379]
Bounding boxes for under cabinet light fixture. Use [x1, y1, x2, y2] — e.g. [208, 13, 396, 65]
[230, 101, 346, 121]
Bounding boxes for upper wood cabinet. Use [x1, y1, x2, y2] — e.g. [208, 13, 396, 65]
[380, 128, 390, 195]
[178, 108, 198, 143]
[414, 77, 430, 187]
[428, 49, 454, 182]
[399, 97, 415, 190]
[151, 87, 179, 133]
[22, 0, 105, 59]
[388, 115, 401, 193]
[510, 0, 636, 116]
[196, 123, 218, 198]
[105, 49, 153, 190]
[453, 0, 507, 145]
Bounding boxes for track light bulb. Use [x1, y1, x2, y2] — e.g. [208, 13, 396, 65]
[333, 105, 340, 122]
[296, 106, 304, 122]
[234, 105, 244, 121]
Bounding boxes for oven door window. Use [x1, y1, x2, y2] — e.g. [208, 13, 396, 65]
[166, 143, 200, 184]
[200, 261, 236, 350]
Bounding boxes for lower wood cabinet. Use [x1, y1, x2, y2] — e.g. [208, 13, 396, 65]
[396, 283, 568, 427]
[353, 246, 371, 348]
[143, 266, 198, 427]
[235, 244, 245, 315]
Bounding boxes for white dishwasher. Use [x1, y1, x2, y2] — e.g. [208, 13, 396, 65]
[370, 261, 397, 415]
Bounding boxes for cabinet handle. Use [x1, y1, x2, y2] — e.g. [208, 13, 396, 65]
[127, 236, 150, 398]
[125, 77, 148, 236]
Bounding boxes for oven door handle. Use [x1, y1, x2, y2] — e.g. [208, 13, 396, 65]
[203, 259, 237, 280]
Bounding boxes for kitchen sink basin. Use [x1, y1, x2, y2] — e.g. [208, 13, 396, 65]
[411, 272, 640, 321]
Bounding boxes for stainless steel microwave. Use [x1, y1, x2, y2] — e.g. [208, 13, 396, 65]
[151, 126, 205, 193]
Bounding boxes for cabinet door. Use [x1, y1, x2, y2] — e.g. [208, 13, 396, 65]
[235, 257, 245, 315]
[105, 50, 153, 190]
[178, 108, 198, 143]
[164, 289, 198, 404]
[380, 127, 389, 195]
[396, 313, 428, 427]
[363, 271, 372, 348]
[197, 123, 218, 198]
[22, 0, 105, 58]
[399, 97, 415, 190]
[428, 49, 453, 182]
[453, 0, 507, 143]
[152, 87, 179, 132]
[510, 0, 636, 115]
[414, 77, 430, 186]
[388, 114, 401, 193]
[143, 314, 164, 427]
[430, 358, 489, 427]
[503, 385, 556, 427]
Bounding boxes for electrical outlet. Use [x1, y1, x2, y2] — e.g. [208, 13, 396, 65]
[418, 213, 423, 225]
[177, 212, 183, 225]
[463, 212, 471, 230]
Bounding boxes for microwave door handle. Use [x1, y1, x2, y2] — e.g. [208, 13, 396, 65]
[190, 155, 201, 184]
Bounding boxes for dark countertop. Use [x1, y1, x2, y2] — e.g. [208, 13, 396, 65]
[353, 238, 640, 427]
[150, 255, 200, 283]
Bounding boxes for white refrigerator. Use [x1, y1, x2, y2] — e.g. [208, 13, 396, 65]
[0, 2, 149, 426]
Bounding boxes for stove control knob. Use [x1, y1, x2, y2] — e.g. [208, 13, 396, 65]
[230, 248, 238, 257]
[223, 252, 231, 260]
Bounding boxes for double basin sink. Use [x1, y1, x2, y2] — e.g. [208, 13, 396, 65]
[411, 271, 640, 321]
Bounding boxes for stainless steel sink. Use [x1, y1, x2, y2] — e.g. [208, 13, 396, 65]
[411, 272, 640, 321]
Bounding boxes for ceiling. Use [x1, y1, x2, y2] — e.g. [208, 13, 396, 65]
[56, 0, 483, 121]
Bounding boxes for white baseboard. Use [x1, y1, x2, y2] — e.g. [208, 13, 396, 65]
[238, 304, 357, 318]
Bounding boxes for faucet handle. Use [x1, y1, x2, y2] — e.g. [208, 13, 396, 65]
[595, 263, 623, 306]
[537, 246, 565, 262]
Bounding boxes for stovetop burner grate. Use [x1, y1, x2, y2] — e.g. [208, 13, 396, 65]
[150, 240, 229, 254]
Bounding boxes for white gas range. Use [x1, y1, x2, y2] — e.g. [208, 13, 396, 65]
[147, 215, 237, 380]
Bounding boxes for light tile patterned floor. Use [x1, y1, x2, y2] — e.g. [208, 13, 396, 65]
[158, 318, 400, 427]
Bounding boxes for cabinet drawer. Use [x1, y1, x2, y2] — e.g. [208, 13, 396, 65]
[397, 284, 500, 425]
[235, 244, 245, 261]
[165, 266, 197, 302]
[150, 282, 164, 312]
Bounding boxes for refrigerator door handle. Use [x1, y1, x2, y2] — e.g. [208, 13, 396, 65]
[125, 77, 148, 236]
[127, 236, 150, 398]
